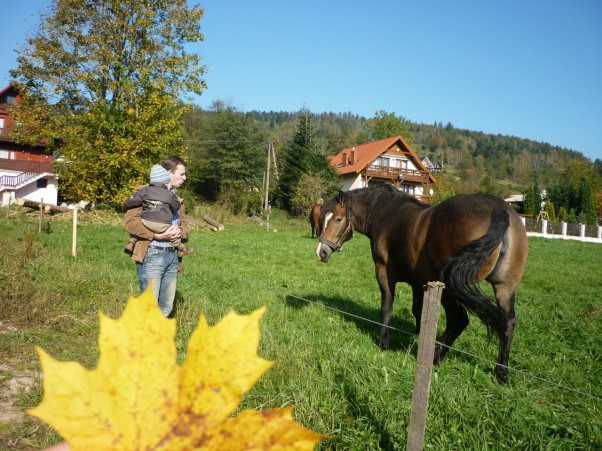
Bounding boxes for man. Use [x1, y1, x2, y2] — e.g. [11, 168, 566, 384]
[124, 156, 190, 317]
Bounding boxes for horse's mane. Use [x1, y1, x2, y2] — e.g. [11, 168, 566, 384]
[329, 184, 428, 209]
[321, 184, 429, 227]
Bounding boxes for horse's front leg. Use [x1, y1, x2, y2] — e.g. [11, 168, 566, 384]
[375, 263, 396, 349]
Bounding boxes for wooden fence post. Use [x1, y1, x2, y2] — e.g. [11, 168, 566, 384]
[72, 207, 78, 257]
[406, 281, 444, 451]
[38, 198, 44, 233]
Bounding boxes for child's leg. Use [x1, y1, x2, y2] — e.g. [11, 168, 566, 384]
[141, 219, 170, 234]
[124, 235, 138, 254]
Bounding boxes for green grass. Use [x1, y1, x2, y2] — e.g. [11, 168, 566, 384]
[0, 206, 600, 450]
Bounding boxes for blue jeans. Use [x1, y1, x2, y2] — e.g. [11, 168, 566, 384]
[136, 247, 179, 317]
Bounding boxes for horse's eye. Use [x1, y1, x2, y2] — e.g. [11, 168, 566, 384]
[336, 217, 343, 223]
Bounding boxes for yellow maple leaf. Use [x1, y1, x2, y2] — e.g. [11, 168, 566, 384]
[28, 286, 325, 450]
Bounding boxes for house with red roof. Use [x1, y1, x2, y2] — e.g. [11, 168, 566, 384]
[0, 85, 58, 206]
[329, 135, 436, 201]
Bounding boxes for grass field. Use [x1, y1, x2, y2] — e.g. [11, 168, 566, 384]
[0, 206, 600, 450]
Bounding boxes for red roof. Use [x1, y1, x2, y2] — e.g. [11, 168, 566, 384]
[330, 135, 436, 183]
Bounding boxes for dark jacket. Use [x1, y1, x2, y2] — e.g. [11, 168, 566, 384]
[123, 183, 181, 225]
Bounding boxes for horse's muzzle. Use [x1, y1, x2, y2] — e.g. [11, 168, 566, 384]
[316, 242, 333, 262]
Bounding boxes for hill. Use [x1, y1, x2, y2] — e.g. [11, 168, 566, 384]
[247, 110, 593, 197]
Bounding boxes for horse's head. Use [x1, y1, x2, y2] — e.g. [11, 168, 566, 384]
[316, 192, 353, 262]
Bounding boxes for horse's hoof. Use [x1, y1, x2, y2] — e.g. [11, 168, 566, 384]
[495, 368, 509, 384]
[432, 344, 444, 365]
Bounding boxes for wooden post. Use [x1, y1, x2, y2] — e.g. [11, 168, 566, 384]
[72, 207, 78, 257]
[406, 281, 444, 451]
[38, 198, 44, 233]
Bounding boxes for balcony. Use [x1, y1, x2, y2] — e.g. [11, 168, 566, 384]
[0, 158, 53, 173]
[363, 165, 431, 184]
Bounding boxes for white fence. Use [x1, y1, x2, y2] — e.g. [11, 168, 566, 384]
[521, 217, 602, 244]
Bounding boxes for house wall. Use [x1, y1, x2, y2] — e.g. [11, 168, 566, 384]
[340, 175, 364, 191]
[15, 175, 58, 205]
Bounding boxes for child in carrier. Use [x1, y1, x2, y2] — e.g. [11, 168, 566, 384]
[123, 165, 194, 256]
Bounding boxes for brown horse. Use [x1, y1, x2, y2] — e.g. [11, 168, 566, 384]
[316, 184, 528, 383]
[309, 204, 322, 238]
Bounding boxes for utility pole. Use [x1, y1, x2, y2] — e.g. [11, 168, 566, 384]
[263, 142, 272, 211]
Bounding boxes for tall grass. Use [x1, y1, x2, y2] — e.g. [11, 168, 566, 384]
[0, 207, 600, 450]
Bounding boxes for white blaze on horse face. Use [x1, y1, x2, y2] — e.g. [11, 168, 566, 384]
[316, 212, 334, 259]
[323, 212, 333, 232]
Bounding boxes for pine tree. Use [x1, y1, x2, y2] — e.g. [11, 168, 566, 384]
[275, 109, 337, 213]
[578, 176, 597, 225]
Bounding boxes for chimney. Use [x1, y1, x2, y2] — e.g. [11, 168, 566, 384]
[342, 152, 347, 166]
[350, 147, 355, 165]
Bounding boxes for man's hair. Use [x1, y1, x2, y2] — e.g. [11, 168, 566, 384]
[161, 156, 186, 171]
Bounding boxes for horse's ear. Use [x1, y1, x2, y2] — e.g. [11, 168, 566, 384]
[337, 190, 346, 203]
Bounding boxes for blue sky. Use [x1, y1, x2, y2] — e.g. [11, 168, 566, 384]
[2, 1, 601, 161]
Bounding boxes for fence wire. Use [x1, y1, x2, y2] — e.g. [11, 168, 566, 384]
[285, 293, 602, 403]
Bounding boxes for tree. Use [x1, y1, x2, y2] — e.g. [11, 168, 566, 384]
[274, 109, 338, 213]
[290, 173, 336, 217]
[9, 0, 206, 204]
[577, 176, 597, 225]
[547, 160, 600, 224]
[187, 104, 267, 207]
[367, 110, 413, 145]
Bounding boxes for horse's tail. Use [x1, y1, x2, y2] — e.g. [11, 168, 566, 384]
[439, 207, 509, 338]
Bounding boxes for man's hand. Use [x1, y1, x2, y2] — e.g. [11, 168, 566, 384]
[154, 225, 182, 241]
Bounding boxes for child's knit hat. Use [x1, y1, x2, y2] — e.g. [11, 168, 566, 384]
[150, 165, 170, 185]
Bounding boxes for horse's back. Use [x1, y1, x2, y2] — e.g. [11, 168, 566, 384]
[423, 193, 527, 279]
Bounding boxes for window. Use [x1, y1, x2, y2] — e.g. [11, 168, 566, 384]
[0, 150, 15, 160]
[37, 178, 48, 188]
[6, 95, 16, 104]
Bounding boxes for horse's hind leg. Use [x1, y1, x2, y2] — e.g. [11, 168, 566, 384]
[434, 294, 469, 364]
[492, 284, 517, 383]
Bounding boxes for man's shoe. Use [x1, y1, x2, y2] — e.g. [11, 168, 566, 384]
[178, 246, 195, 257]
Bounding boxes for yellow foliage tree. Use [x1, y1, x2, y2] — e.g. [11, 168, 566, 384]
[29, 287, 324, 450]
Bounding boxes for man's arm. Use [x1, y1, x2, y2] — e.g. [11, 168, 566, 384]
[124, 206, 155, 240]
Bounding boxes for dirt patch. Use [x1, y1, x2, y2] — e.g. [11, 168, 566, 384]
[0, 321, 40, 424]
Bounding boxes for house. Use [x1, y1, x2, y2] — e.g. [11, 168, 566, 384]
[420, 156, 444, 172]
[0, 85, 58, 206]
[330, 136, 436, 201]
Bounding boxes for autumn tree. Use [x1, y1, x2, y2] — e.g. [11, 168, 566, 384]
[290, 172, 337, 217]
[9, 0, 206, 204]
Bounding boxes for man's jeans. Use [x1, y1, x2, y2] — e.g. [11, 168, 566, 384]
[136, 247, 179, 317]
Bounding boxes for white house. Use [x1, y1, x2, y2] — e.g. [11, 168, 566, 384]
[0, 85, 58, 206]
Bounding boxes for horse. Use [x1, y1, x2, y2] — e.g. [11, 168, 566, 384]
[316, 184, 528, 383]
[309, 203, 322, 238]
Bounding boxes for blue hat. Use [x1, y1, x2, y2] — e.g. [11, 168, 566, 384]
[150, 165, 170, 185]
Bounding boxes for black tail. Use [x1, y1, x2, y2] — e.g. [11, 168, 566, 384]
[439, 207, 509, 338]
